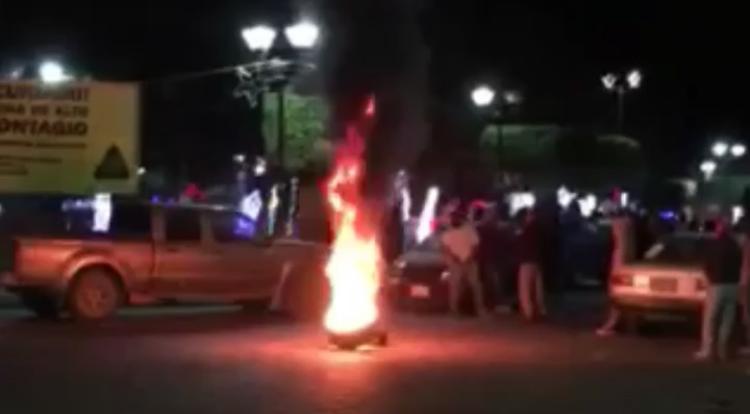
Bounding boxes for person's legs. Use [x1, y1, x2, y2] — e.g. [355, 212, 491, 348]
[533, 264, 547, 317]
[448, 260, 463, 315]
[491, 264, 504, 308]
[479, 258, 497, 308]
[466, 260, 488, 317]
[494, 263, 513, 313]
[596, 306, 622, 336]
[740, 286, 750, 354]
[696, 286, 721, 359]
[717, 285, 739, 361]
[518, 264, 534, 320]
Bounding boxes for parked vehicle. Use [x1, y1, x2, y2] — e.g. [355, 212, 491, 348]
[609, 232, 708, 322]
[1, 202, 328, 321]
[389, 236, 451, 312]
[561, 217, 612, 287]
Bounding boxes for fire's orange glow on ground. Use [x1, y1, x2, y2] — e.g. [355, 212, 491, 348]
[323, 126, 382, 335]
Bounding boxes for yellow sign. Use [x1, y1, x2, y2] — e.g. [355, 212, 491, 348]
[0, 81, 139, 194]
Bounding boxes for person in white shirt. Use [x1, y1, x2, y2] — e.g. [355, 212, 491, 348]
[440, 211, 488, 317]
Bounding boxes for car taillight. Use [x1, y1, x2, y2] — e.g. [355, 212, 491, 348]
[695, 278, 707, 291]
[611, 273, 633, 286]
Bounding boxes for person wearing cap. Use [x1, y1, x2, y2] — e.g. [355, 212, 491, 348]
[695, 217, 742, 361]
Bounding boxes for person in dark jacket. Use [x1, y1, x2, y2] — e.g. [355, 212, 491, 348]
[516, 209, 546, 321]
[696, 218, 742, 361]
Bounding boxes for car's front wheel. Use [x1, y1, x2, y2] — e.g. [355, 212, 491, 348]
[67, 269, 124, 321]
[20, 292, 59, 320]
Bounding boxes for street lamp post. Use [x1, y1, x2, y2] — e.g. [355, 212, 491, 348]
[700, 160, 718, 181]
[238, 21, 319, 170]
[601, 69, 642, 133]
[711, 139, 746, 160]
[698, 139, 746, 181]
[470, 84, 522, 166]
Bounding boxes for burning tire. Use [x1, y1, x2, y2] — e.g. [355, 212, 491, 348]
[328, 325, 388, 350]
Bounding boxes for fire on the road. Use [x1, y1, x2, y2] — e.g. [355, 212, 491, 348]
[323, 126, 382, 337]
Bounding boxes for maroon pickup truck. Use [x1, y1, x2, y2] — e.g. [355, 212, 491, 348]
[1, 202, 329, 321]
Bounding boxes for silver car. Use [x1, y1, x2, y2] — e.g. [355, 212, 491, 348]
[610, 232, 709, 317]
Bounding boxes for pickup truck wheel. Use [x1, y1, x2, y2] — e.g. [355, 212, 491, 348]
[20, 293, 59, 320]
[68, 269, 123, 321]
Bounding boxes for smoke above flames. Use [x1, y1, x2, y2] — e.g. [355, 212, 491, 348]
[318, 0, 430, 205]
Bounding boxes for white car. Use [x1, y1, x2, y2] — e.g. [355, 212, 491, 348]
[610, 232, 709, 318]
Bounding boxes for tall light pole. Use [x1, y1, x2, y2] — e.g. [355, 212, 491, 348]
[698, 139, 746, 181]
[602, 68, 642, 133]
[470, 84, 522, 166]
[700, 160, 718, 181]
[238, 21, 319, 170]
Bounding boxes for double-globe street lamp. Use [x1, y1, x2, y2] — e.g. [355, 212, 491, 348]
[700, 139, 747, 180]
[470, 83, 522, 164]
[5, 60, 73, 84]
[711, 140, 746, 159]
[471, 84, 521, 109]
[236, 21, 320, 170]
[601, 68, 642, 133]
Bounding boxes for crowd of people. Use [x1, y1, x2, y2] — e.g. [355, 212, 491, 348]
[435, 199, 550, 322]
[423, 197, 750, 362]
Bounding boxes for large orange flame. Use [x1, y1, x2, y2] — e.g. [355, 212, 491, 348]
[323, 126, 382, 335]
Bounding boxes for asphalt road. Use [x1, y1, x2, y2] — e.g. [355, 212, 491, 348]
[0, 301, 749, 414]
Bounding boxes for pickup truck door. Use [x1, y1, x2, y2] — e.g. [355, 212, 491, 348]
[153, 208, 217, 299]
[205, 212, 282, 299]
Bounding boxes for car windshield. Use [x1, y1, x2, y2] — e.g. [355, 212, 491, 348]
[643, 235, 708, 265]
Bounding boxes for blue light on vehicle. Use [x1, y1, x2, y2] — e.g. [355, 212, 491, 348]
[659, 210, 677, 221]
[234, 215, 257, 238]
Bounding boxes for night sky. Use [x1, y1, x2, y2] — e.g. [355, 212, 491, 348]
[1, 1, 747, 180]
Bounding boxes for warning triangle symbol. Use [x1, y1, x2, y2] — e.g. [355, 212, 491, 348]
[95, 145, 130, 180]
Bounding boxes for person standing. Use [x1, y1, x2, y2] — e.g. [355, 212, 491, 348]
[517, 209, 546, 321]
[739, 230, 750, 356]
[596, 214, 636, 336]
[695, 218, 742, 361]
[440, 211, 488, 318]
[494, 217, 517, 312]
[473, 204, 502, 309]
